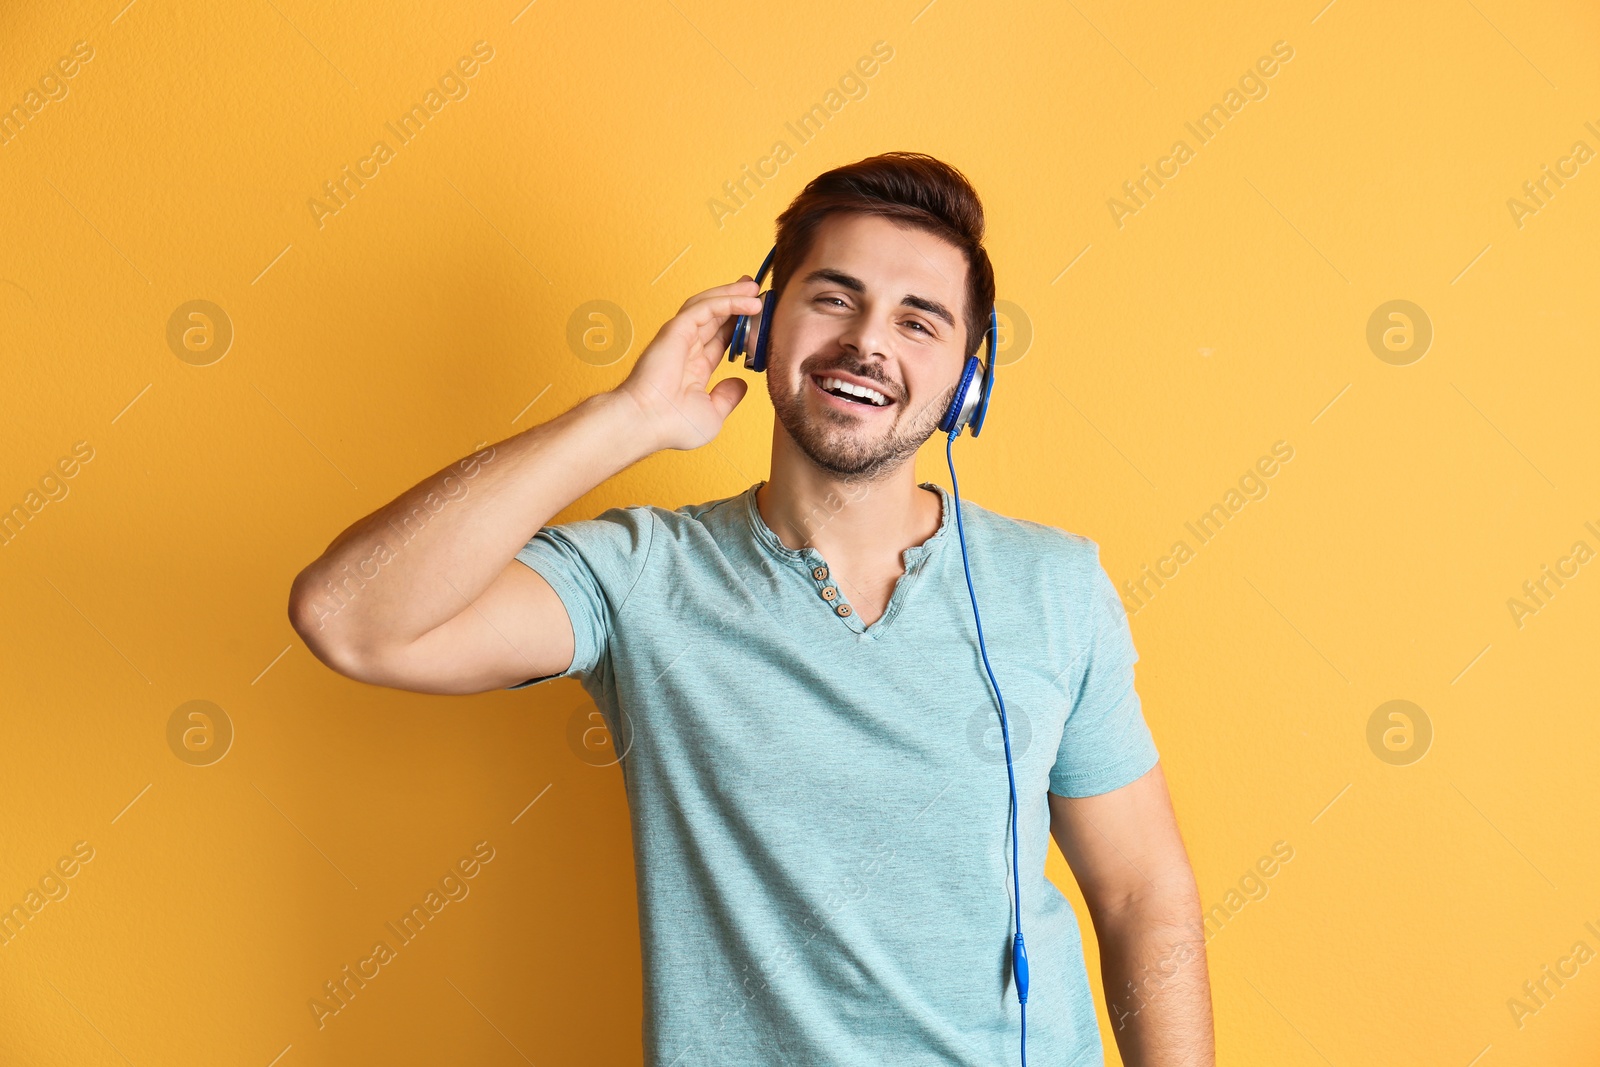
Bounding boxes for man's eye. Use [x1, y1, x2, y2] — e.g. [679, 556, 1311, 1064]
[813, 297, 930, 335]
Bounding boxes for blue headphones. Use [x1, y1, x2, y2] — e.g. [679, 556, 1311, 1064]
[726, 244, 1000, 438]
[728, 243, 1031, 1063]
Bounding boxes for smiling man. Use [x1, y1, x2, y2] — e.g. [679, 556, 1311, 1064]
[288, 151, 1214, 1066]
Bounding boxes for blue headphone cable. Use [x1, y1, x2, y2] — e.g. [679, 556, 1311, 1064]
[944, 429, 1029, 1066]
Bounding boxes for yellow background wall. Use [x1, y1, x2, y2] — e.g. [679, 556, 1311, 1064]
[3, 0, 1598, 1062]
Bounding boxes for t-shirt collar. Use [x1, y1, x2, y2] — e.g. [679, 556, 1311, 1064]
[742, 479, 954, 571]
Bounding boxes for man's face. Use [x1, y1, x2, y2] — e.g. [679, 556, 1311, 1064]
[763, 212, 969, 480]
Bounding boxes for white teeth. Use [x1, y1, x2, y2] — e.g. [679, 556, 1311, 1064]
[820, 376, 889, 407]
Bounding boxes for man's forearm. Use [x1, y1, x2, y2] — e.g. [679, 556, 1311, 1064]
[1094, 893, 1215, 1067]
[288, 389, 656, 653]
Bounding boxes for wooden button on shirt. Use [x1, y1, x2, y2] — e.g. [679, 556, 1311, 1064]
[820, 587, 838, 601]
[812, 565, 829, 580]
[835, 603, 852, 617]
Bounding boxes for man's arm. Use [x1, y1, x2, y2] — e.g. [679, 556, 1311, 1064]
[1049, 763, 1215, 1067]
[286, 278, 763, 694]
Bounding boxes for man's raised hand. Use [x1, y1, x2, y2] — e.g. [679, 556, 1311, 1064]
[613, 278, 765, 452]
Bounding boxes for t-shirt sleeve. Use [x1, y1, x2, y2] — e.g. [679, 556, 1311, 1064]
[503, 504, 656, 690]
[1048, 544, 1161, 797]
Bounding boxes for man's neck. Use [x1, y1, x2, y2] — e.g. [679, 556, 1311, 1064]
[755, 443, 942, 570]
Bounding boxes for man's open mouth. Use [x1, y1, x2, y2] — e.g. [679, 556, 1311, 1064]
[812, 375, 893, 408]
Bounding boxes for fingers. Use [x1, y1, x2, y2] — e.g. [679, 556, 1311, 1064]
[647, 288, 762, 381]
[698, 291, 760, 348]
[683, 291, 763, 322]
[695, 296, 764, 376]
[708, 310, 739, 360]
[676, 293, 764, 344]
[706, 376, 749, 421]
[678, 276, 759, 316]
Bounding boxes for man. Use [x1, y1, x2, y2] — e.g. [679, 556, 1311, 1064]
[289, 151, 1214, 1065]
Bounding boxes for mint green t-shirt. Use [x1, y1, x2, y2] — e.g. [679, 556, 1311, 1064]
[511, 480, 1159, 1066]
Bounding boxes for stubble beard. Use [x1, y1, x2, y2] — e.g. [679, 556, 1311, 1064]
[767, 344, 957, 482]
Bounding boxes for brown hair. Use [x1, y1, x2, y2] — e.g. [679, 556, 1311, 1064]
[769, 151, 996, 359]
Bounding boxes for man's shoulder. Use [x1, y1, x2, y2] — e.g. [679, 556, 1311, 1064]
[668, 483, 755, 525]
[960, 502, 1126, 645]
[577, 483, 751, 545]
[961, 497, 1105, 574]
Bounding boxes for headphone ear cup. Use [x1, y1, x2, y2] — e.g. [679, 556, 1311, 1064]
[728, 313, 749, 363]
[939, 356, 982, 435]
[969, 307, 998, 436]
[750, 289, 778, 372]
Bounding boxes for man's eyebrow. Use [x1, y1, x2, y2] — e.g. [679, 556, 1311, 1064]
[800, 268, 956, 330]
